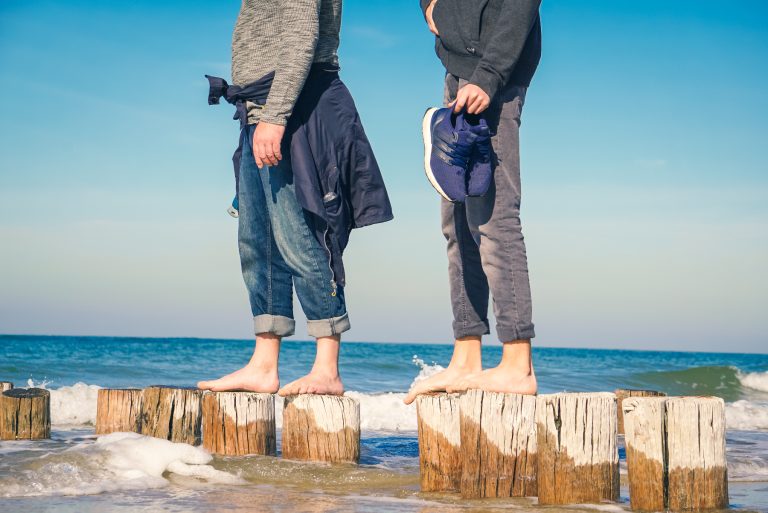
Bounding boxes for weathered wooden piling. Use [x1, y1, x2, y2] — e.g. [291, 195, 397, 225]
[615, 388, 666, 434]
[0, 388, 51, 440]
[536, 392, 619, 505]
[0, 381, 13, 393]
[202, 391, 276, 456]
[458, 390, 537, 499]
[95, 388, 143, 435]
[623, 396, 729, 512]
[416, 393, 462, 492]
[622, 396, 668, 511]
[140, 386, 202, 445]
[282, 395, 360, 463]
[666, 397, 728, 511]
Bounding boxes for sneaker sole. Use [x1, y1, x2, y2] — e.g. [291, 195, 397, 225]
[422, 107, 454, 202]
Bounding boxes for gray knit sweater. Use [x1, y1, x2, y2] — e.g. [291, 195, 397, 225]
[232, 0, 341, 126]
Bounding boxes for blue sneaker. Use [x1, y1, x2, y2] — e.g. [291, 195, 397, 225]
[422, 107, 477, 202]
[465, 116, 492, 197]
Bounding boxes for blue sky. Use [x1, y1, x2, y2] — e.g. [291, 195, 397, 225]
[0, 0, 766, 353]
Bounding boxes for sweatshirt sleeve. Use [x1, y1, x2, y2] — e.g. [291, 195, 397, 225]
[259, 0, 321, 126]
[469, 0, 541, 99]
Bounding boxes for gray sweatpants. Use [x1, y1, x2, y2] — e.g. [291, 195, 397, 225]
[441, 73, 535, 342]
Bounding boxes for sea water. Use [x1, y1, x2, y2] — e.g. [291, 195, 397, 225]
[0, 335, 767, 512]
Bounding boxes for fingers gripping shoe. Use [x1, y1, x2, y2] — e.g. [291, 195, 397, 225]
[465, 116, 492, 197]
[422, 107, 477, 202]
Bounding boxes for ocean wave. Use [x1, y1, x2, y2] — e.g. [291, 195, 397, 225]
[34, 361, 768, 434]
[739, 370, 768, 393]
[726, 400, 768, 431]
[0, 432, 243, 497]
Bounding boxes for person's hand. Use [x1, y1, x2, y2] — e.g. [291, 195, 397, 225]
[450, 84, 490, 114]
[252, 121, 285, 169]
[425, 0, 439, 36]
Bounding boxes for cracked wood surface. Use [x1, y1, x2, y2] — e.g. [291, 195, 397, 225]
[202, 391, 276, 456]
[416, 393, 461, 492]
[282, 395, 360, 463]
[140, 386, 203, 445]
[459, 390, 538, 499]
[95, 388, 143, 435]
[536, 392, 619, 505]
[0, 387, 50, 440]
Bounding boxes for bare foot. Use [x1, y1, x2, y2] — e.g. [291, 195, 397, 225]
[403, 364, 480, 405]
[447, 364, 537, 395]
[277, 371, 344, 396]
[197, 364, 279, 393]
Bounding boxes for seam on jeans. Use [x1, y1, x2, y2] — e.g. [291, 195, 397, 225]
[453, 203, 470, 332]
[299, 211, 334, 321]
[265, 191, 274, 314]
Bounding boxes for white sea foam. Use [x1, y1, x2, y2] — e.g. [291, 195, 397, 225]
[738, 370, 768, 394]
[409, 355, 446, 389]
[0, 432, 243, 498]
[726, 400, 768, 431]
[33, 356, 438, 432]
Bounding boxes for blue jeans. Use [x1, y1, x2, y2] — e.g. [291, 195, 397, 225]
[238, 124, 350, 338]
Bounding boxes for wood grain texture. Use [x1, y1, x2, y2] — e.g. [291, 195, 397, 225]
[416, 393, 461, 492]
[615, 389, 666, 434]
[95, 388, 143, 435]
[0, 382, 13, 393]
[140, 386, 203, 445]
[666, 397, 728, 511]
[458, 390, 537, 499]
[0, 388, 51, 440]
[202, 391, 276, 456]
[536, 392, 619, 505]
[623, 396, 668, 511]
[282, 395, 360, 463]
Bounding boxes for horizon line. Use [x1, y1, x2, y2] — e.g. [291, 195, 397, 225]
[1, 333, 766, 357]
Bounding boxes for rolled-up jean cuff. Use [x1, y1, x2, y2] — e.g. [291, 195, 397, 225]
[497, 325, 536, 342]
[453, 322, 491, 340]
[254, 314, 296, 337]
[307, 312, 351, 338]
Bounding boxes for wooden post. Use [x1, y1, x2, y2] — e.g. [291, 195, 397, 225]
[202, 391, 276, 456]
[0, 388, 51, 440]
[536, 392, 619, 505]
[623, 396, 729, 512]
[666, 397, 728, 511]
[282, 395, 360, 463]
[95, 388, 143, 435]
[416, 393, 461, 492]
[140, 386, 202, 445]
[623, 396, 668, 511]
[0, 382, 13, 393]
[615, 389, 666, 434]
[458, 390, 537, 499]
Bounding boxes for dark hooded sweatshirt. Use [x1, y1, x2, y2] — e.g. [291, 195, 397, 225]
[419, 0, 542, 99]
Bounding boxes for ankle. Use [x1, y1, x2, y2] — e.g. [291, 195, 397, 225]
[496, 358, 532, 375]
[309, 365, 340, 379]
[447, 359, 482, 372]
[246, 360, 278, 374]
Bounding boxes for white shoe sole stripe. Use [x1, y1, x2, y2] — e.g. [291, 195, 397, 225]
[422, 107, 454, 202]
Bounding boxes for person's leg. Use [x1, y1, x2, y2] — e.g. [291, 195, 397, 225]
[256, 156, 349, 396]
[449, 83, 536, 394]
[404, 74, 489, 405]
[198, 126, 295, 392]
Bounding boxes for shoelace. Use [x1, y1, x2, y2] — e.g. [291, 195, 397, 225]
[445, 131, 477, 167]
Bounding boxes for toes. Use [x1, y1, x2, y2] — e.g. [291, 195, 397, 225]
[277, 383, 293, 397]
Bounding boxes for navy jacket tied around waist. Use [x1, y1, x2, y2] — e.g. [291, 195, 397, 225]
[206, 64, 394, 287]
